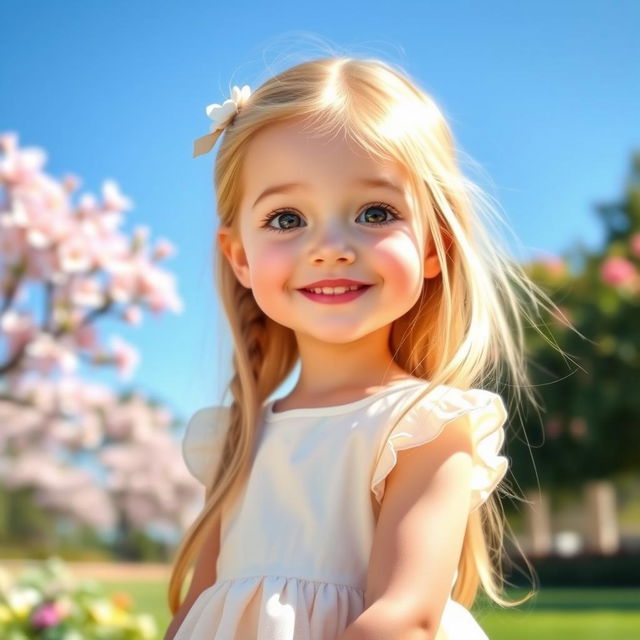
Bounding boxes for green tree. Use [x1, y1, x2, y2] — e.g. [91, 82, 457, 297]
[511, 151, 640, 489]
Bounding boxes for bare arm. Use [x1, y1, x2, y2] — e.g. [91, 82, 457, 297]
[164, 489, 222, 640]
[336, 417, 473, 640]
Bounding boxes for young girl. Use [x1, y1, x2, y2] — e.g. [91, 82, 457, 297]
[165, 56, 562, 640]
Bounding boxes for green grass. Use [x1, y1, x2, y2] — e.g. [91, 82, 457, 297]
[102, 581, 640, 640]
[473, 588, 640, 640]
[102, 580, 173, 638]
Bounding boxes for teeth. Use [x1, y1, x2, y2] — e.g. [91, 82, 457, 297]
[307, 285, 364, 295]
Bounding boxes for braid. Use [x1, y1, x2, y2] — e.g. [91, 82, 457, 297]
[237, 286, 269, 390]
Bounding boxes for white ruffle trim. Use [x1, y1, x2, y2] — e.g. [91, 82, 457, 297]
[370, 386, 509, 512]
[182, 406, 231, 486]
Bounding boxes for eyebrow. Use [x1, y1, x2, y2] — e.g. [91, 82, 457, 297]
[251, 177, 405, 209]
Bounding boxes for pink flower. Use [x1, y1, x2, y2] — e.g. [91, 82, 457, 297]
[0, 131, 18, 154]
[539, 255, 566, 277]
[152, 238, 176, 261]
[67, 275, 105, 308]
[600, 256, 636, 286]
[74, 323, 99, 350]
[110, 336, 139, 380]
[56, 231, 94, 273]
[0, 219, 27, 265]
[25, 332, 78, 374]
[108, 262, 138, 304]
[102, 179, 133, 212]
[0, 138, 47, 185]
[62, 173, 81, 194]
[138, 262, 183, 313]
[31, 602, 61, 628]
[122, 305, 143, 325]
[630, 233, 640, 258]
[1, 310, 38, 354]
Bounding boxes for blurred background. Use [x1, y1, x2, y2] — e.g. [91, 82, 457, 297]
[1, 1, 638, 638]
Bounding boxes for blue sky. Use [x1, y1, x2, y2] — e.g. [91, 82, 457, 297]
[2, 0, 638, 422]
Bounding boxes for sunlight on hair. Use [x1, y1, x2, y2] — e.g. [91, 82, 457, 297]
[379, 100, 433, 140]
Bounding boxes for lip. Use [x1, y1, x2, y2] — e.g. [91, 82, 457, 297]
[298, 285, 371, 305]
[298, 278, 371, 289]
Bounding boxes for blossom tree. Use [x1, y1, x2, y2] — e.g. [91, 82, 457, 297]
[511, 151, 640, 555]
[0, 132, 203, 558]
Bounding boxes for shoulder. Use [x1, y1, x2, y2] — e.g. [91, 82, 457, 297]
[371, 384, 509, 513]
[182, 405, 232, 486]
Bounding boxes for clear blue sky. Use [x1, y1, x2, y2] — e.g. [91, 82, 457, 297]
[2, 0, 638, 421]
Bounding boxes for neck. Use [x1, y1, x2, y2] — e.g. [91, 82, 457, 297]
[291, 324, 409, 398]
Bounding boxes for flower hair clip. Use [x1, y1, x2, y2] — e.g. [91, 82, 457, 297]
[193, 84, 252, 158]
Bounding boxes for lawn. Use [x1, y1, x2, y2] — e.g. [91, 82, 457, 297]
[474, 588, 640, 640]
[101, 581, 640, 640]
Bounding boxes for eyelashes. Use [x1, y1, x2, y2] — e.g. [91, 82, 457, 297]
[259, 202, 403, 234]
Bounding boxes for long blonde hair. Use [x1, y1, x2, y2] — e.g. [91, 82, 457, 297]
[168, 56, 575, 615]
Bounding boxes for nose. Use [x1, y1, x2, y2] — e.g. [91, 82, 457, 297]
[307, 222, 356, 265]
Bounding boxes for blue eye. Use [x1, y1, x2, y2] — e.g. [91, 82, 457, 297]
[260, 202, 402, 233]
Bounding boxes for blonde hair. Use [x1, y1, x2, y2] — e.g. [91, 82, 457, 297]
[168, 56, 574, 616]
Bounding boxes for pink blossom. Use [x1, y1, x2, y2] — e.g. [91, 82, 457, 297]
[630, 233, 640, 258]
[0, 138, 47, 185]
[13, 174, 73, 245]
[1, 310, 38, 354]
[66, 275, 105, 308]
[108, 261, 138, 304]
[6, 202, 71, 260]
[540, 256, 566, 276]
[138, 262, 183, 313]
[0, 218, 27, 265]
[110, 336, 139, 380]
[56, 231, 94, 273]
[25, 246, 58, 281]
[76, 192, 99, 217]
[73, 323, 99, 350]
[103, 179, 133, 212]
[122, 305, 142, 325]
[600, 256, 637, 286]
[31, 602, 61, 628]
[25, 332, 78, 374]
[62, 173, 81, 194]
[152, 238, 176, 261]
[0, 131, 18, 154]
[92, 233, 130, 272]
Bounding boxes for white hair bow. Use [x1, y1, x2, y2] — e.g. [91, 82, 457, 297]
[193, 84, 251, 158]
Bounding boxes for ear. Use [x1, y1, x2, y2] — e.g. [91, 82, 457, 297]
[424, 230, 452, 280]
[217, 226, 252, 289]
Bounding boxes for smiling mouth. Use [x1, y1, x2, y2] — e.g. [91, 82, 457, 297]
[297, 285, 372, 304]
[299, 284, 370, 295]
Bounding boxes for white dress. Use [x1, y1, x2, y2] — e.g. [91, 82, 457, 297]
[175, 378, 509, 640]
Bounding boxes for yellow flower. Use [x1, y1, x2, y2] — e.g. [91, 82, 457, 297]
[133, 613, 158, 639]
[0, 603, 13, 623]
[87, 598, 115, 625]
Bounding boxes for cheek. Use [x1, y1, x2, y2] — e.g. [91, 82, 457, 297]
[249, 242, 295, 294]
[374, 234, 424, 297]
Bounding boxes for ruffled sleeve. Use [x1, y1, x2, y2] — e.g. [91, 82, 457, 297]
[182, 405, 231, 486]
[370, 385, 508, 513]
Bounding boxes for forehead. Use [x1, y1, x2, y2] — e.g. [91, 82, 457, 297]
[240, 118, 409, 196]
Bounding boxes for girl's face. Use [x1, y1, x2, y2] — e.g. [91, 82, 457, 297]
[218, 117, 441, 346]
